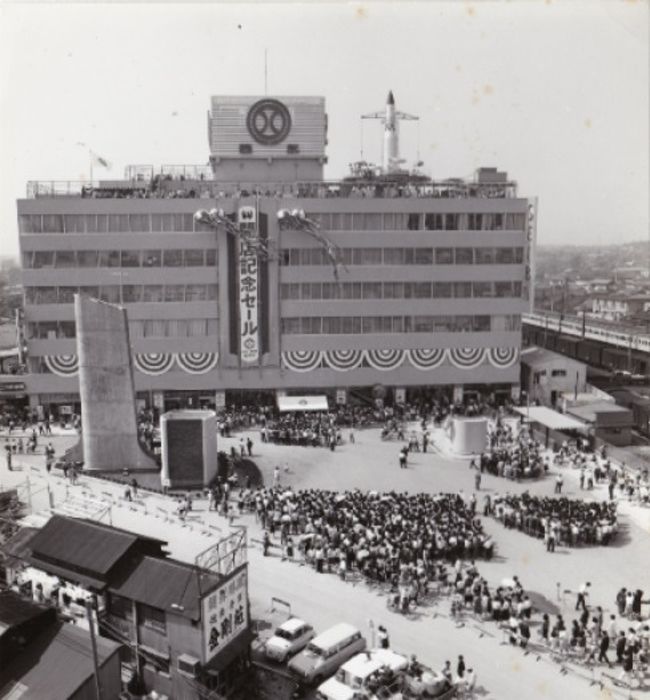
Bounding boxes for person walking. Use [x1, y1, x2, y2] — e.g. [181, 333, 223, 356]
[456, 655, 466, 680]
[555, 473, 564, 494]
[246, 437, 253, 457]
[377, 625, 390, 649]
[576, 582, 591, 611]
[483, 494, 492, 516]
[474, 471, 481, 491]
[598, 631, 612, 667]
[273, 466, 280, 487]
[615, 631, 626, 664]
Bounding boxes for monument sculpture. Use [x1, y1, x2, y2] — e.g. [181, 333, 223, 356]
[75, 294, 156, 471]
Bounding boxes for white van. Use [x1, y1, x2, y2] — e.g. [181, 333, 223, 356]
[316, 649, 408, 700]
[287, 622, 366, 685]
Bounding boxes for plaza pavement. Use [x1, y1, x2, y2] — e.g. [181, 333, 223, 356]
[2, 425, 649, 699]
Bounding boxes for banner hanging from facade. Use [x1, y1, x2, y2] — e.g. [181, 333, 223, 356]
[238, 205, 259, 364]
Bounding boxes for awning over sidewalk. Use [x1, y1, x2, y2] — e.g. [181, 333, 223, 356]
[277, 395, 329, 413]
[513, 406, 587, 432]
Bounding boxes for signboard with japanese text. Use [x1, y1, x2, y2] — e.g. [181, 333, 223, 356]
[336, 389, 347, 405]
[202, 565, 249, 664]
[238, 206, 259, 364]
[394, 388, 406, 406]
[215, 391, 226, 409]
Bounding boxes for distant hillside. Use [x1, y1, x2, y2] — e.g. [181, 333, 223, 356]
[535, 240, 649, 280]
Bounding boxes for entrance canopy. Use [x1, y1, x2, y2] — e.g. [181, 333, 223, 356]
[277, 395, 329, 413]
[513, 406, 586, 432]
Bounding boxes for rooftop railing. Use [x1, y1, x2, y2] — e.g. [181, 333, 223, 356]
[26, 175, 519, 201]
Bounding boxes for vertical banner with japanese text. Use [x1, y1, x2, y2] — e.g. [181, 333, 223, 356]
[238, 205, 259, 364]
[202, 565, 249, 663]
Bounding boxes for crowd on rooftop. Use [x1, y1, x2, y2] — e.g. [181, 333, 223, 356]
[63, 175, 515, 202]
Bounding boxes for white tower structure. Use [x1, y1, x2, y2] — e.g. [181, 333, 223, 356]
[362, 90, 419, 174]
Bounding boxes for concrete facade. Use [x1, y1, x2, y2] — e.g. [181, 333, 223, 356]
[17, 94, 536, 413]
[75, 294, 154, 471]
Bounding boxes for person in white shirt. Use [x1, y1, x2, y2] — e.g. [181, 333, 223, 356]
[608, 615, 618, 639]
[576, 581, 591, 611]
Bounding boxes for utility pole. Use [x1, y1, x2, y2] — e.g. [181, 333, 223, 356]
[86, 598, 103, 700]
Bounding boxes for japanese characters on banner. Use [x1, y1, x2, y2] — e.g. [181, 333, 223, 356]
[203, 566, 249, 663]
[238, 206, 259, 364]
[215, 391, 226, 409]
[336, 389, 347, 405]
[394, 388, 406, 406]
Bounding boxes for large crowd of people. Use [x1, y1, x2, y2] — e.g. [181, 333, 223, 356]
[252, 487, 494, 589]
[489, 493, 618, 548]
[477, 421, 546, 480]
[242, 480, 647, 687]
[69, 173, 513, 203]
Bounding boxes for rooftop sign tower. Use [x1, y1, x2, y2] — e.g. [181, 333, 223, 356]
[207, 96, 327, 183]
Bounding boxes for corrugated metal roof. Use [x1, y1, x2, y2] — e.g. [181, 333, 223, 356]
[0, 527, 38, 564]
[109, 556, 221, 620]
[0, 621, 121, 700]
[27, 516, 165, 578]
[521, 346, 584, 369]
[0, 591, 50, 632]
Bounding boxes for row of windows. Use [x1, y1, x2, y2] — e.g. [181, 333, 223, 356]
[22, 248, 217, 269]
[281, 314, 521, 335]
[24, 284, 218, 305]
[27, 318, 218, 339]
[280, 246, 524, 266]
[18, 211, 527, 234]
[281, 280, 523, 301]
[18, 213, 215, 234]
[534, 368, 567, 382]
[306, 212, 527, 232]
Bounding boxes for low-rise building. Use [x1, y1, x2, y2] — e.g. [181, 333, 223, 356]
[588, 292, 650, 322]
[566, 400, 634, 447]
[520, 346, 587, 408]
[0, 590, 122, 700]
[1, 515, 251, 700]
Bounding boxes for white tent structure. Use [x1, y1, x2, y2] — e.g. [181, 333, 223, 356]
[513, 405, 588, 447]
[276, 395, 329, 412]
[512, 406, 587, 432]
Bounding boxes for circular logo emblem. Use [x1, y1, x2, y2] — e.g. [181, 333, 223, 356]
[246, 99, 291, 145]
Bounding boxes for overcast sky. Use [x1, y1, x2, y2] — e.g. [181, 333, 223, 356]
[0, 1, 647, 257]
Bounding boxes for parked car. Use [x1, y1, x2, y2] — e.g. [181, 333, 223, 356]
[316, 649, 457, 700]
[316, 648, 408, 700]
[288, 622, 366, 685]
[265, 617, 316, 663]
